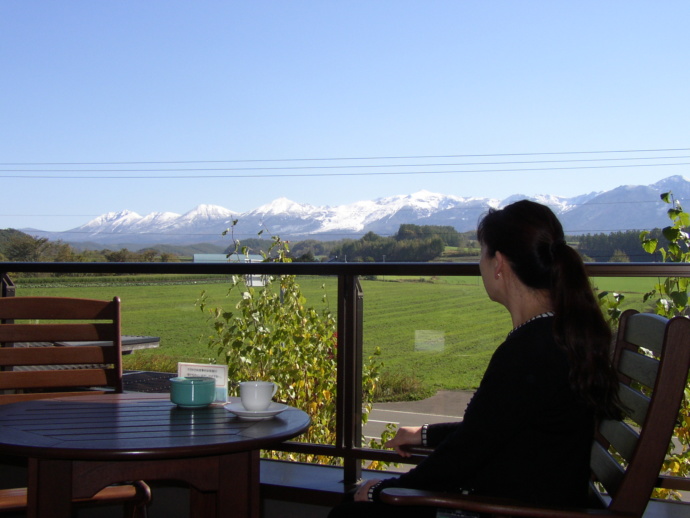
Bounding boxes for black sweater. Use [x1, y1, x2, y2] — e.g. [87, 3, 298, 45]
[373, 316, 594, 507]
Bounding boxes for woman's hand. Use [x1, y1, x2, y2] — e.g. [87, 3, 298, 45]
[354, 479, 381, 502]
[384, 426, 422, 457]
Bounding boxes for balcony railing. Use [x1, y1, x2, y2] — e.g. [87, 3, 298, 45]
[2, 260, 690, 487]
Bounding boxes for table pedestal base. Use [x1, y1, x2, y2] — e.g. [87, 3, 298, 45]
[27, 450, 260, 518]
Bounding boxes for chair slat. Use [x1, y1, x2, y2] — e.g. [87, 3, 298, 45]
[0, 391, 110, 404]
[0, 297, 115, 320]
[617, 382, 650, 427]
[0, 323, 116, 343]
[598, 419, 639, 464]
[0, 369, 111, 390]
[624, 312, 669, 356]
[0, 345, 116, 367]
[586, 480, 608, 509]
[618, 348, 659, 389]
[657, 474, 690, 491]
[590, 441, 625, 496]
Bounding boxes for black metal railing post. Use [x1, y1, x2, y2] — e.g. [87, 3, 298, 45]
[337, 274, 364, 485]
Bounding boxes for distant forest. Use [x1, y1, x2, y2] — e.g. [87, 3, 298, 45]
[0, 226, 673, 264]
[575, 229, 666, 262]
[287, 224, 472, 262]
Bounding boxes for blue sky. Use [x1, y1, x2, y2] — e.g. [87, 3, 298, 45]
[1, 1, 689, 232]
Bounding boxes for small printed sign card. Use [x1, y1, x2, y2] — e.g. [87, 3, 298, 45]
[177, 362, 228, 403]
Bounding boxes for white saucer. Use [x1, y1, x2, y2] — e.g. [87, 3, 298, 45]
[224, 402, 288, 420]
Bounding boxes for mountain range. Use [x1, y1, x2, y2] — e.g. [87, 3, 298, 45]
[23, 175, 690, 249]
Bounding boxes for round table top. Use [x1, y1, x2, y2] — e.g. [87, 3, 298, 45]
[0, 393, 311, 461]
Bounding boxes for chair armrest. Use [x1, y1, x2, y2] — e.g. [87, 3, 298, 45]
[380, 488, 616, 518]
[399, 445, 434, 456]
[0, 481, 151, 512]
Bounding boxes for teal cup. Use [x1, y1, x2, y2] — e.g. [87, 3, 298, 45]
[170, 376, 216, 408]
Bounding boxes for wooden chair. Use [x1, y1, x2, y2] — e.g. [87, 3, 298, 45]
[0, 296, 151, 517]
[381, 309, 690, 517]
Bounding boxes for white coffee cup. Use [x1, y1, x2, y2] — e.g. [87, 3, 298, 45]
[239, 381, 278, 411]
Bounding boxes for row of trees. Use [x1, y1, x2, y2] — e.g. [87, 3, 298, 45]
[395, 224, 466, 246]
[0, 230, 179, 264]
[329, 232, 446, 262]
[1, 225, 464, 264]
[289, 225, 472, 263]
[577, 229, 668, 262]
[0, 231, 77, 263]
[0, 223, 680, 265]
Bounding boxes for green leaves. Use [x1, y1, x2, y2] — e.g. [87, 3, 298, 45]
[671, 290, 689, 309]
[638, 191, 690, 318]
[641, 237, 658, 254]
[667, 207, 690, 227]
[199, 228, 384, 466]
[597, 290, 625, 323]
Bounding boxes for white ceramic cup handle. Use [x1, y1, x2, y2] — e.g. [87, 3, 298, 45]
[271, 383, 278, 397]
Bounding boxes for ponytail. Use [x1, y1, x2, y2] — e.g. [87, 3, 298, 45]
[479, 200, 621, 420]
[550, 243, 621, 419]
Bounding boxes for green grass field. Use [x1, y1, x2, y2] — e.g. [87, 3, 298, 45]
[11, 273, 654, 396]
[590, 276, 655, 294]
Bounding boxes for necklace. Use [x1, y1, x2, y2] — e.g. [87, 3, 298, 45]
[507, 311, 555, 339]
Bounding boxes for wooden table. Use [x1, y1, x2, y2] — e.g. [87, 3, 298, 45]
[0, 393, 310, 518]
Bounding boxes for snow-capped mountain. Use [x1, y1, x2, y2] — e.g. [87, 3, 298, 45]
[559, 175, 690, 233]
[22, 175, 690, 247]
[78, 209, 145, 234]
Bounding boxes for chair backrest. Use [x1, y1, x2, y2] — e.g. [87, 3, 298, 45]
[0, 296, 123, 404]
[591, 309, 690, 515]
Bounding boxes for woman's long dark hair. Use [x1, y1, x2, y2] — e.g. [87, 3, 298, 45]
[477, 200, 620, 419]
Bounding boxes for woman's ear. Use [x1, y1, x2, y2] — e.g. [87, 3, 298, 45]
[494, 251, 505, 280]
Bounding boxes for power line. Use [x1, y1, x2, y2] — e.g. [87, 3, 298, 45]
[1, 154, 689, 174]
[1, 147, 689, 166]
[1, 161, 689, 179]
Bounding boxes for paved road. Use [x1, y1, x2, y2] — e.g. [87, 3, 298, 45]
[364, 390, 474, 441]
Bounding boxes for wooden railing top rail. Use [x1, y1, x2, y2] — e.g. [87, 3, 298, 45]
[2, 261, 690, 277]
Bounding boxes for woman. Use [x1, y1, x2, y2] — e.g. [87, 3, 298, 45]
[329, 200, 621, 518]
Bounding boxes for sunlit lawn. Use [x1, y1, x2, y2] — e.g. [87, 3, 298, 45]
[12, 273, 654, 393]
